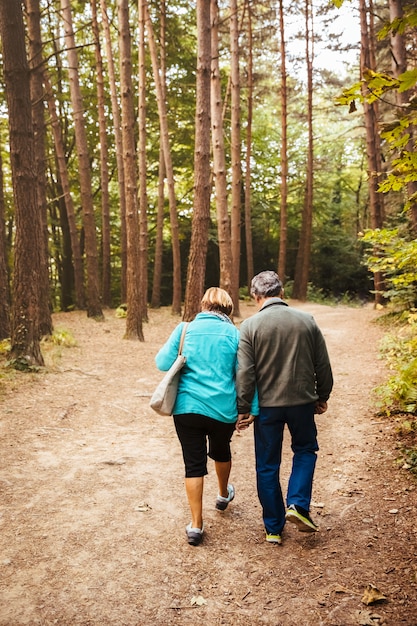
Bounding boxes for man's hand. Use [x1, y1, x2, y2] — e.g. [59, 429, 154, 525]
[315, 400, 328, 415]
[236, 413, 256, 431]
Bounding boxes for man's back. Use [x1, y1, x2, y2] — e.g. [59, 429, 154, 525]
[237, 299, 333, 409]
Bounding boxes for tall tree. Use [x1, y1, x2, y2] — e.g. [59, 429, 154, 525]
[138, 0, 149, 321]
[243, 0, 254, 290]
[144, 1, 182, 315]
[389, 0, 417, 232]
[150, 0, 166, 309]
[293, 0, 314, 301]
[118, 0, 144, 340]
[183, 0, 212, 321]
[100, 0, 128, 303]
[43, 70, 86, 310]
[0, 149, 10, 340]
[91, 0, 112, 307]
[229, 0, 242, 315]
[61, 0, 103, 319]
[277, 0, 288, 283]
[26, 0, 53, 336]
[0, 0, 44, 365]
[211, 0, 232, 294]
[359, 0, 385, 303]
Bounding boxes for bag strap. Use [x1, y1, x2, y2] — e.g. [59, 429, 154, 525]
[178, 323, 189, 356]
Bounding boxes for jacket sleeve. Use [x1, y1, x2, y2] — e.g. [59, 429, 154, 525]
[314, 326, 334, 401]
[236, 323, 257, 414]
[155, 323, 185, 371]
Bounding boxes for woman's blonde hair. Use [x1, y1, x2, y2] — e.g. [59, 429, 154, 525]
[200, 287, 234, 316]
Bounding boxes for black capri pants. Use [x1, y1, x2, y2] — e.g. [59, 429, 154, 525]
[173, 413, 236, 478]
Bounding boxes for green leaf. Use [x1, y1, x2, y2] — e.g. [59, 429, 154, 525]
[398, 69, 417, 93]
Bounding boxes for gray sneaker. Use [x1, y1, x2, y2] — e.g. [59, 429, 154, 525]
[186, 522, 204, 546]
[215, 484, 235, 511]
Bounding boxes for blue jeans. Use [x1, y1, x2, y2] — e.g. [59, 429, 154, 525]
[254, 404, 319, 535]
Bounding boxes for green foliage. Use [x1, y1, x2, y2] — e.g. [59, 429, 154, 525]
[48, 329, 77, 347]
[5, 357, 41, 373]
[115, 304, 128, 318]
[361, 228, 417, 308]
[374, 310, 417, 415]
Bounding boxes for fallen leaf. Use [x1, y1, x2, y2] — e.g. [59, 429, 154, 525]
[361, 584, 387, 605]
[388, 509, 398, 514]
[191, 595, 207, 606]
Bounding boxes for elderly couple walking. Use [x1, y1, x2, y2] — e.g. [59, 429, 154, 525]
[155, 271, 333, 546]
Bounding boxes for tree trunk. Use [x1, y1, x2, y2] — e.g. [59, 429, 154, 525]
[244, 0, 254, 290]
[183, 0, 211, 321]
[42, 70, 85, 310]
[150, 0, 166, 309]
[0, 148, 10, 340]
[211, 0, 232, 295]
[293, 0, 314, 301]
[360, 0, 385, 304]
[26, 0, 53, 337]
[277, 0, 288, 284]
[230, 0, 242, 315]
[91, 0, 112, 307]
[0, 0, 44, 365]
[118, 0, 144, 340]
[138, 0, 149, 322]
[144, 0, 182, 315]
[61, 0, 103, 319]
[100, 0, 128, 303]
[389, 0, 417, 233]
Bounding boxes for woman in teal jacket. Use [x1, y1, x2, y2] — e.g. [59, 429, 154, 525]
[155, 287, 256, 546]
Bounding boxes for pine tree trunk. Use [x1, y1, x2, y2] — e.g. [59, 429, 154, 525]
[360, 0, 385, 304]
[0, 149, 10, 340]
[61, 0, 103, 319]
[183, 0, 212, 321]
[100, 0, 128, 303]
[293, 0, 314, 301]
[42, 70, 86, 310]
[244, 0, 254, 290]
[91, 0, 112, 308]
[138, 0, 149, 322]
[277, 0, 288, 284]
[229, 0, 241, 316]
[0, 0, 44, 365]
[389, 0, 417, 233]
[26, 0, 53, 337]
[150, 1, 167, 309]
[118, 0, 144, 340]
[144, 0, 182, 315]
[211, 0, 232, 295]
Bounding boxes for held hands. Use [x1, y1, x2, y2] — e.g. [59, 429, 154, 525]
[314, 400, 328, 415]
[236, 413, 256, 431]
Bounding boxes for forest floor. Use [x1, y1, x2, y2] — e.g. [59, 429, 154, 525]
[0, 301, 416, 626]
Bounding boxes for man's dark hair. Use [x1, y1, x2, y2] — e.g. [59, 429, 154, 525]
[250, 271, 283, 298]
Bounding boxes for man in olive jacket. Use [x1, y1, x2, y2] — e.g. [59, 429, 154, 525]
[236, 270, 333, 545]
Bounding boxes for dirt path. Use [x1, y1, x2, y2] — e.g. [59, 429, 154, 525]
[0, 302, 416, 626]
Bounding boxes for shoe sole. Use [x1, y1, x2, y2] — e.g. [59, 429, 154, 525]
[266, 536, 282, 545]
[285, 511, 318, 532]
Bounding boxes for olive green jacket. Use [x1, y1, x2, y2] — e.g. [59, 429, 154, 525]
[236, 298, 333, 413]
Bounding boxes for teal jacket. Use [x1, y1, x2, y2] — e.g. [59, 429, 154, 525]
[155, 312, 258, 424]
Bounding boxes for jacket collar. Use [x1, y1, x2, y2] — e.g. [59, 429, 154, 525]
[259, 297, 288, 311]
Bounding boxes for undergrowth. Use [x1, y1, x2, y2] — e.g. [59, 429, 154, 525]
[374, 308, 417, 477]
